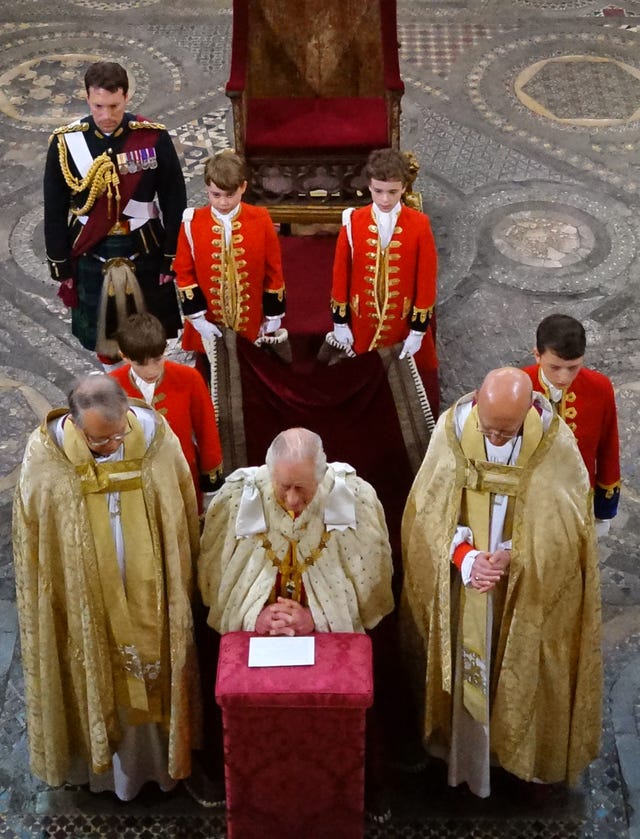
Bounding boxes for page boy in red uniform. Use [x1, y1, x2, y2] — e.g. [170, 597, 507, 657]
[329, 148, 439, 413]
[173, 150, 286, 354]
[330, 148, 438, 361]
[111, 313, 223, 512]
[523, 313, 620, 533]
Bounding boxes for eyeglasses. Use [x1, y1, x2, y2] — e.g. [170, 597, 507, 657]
[81, 428, 132, 448]
[475, 420, 519, 443]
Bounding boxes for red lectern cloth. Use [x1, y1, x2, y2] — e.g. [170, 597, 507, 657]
[215, 631, 373, 708]
[216, 632, 371, 839]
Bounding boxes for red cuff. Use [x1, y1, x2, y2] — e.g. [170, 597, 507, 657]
[452, 541, 474, 571]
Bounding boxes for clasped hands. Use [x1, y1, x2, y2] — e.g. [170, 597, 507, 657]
[470, 549, 511, 593]
[255, 597, 315, 637]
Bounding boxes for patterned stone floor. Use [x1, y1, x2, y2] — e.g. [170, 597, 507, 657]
[0, 0, 639, 836]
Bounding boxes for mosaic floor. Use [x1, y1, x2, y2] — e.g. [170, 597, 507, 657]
[0, 0, 639, 836]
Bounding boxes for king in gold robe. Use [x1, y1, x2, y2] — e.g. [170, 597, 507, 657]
[199, 463, 394, 634]
[12, 402, 202, 796]
[400, 391, 602, 795]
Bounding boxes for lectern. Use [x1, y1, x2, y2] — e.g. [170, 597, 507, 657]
[215, 631, 373, 839]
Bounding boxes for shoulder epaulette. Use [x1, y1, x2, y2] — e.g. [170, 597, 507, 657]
[129, 120, 166, 131]
[52, 123, 89, 136]
[48, 122, 89, 144]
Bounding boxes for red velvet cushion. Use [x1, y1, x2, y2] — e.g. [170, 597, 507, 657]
[245, 97, 389, 154]
[215, 631, 373, 708]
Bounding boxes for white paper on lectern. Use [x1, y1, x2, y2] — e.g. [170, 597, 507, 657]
[248, 636, 315, 667]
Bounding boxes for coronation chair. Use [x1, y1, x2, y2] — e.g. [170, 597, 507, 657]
[225, 0, 405, 223]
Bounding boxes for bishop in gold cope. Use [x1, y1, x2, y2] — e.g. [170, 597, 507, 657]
[401, 367, 602, 798]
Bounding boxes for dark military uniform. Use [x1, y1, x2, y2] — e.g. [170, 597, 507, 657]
[43, 112, 186, 356]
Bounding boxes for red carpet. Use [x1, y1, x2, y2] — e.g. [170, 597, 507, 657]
[279, 234, 336, 336]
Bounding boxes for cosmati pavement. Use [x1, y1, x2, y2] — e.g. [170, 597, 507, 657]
[0, 0, 640, 836]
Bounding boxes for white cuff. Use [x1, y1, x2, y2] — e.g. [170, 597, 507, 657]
[461, 550, 480, 586]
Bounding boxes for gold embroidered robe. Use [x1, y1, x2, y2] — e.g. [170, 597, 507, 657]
[400, 394, 602, 785]
[12, 405, 202, 786]
[199, 464, 394, 633]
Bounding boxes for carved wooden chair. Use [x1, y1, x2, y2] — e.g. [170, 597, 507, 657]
[225, 0, 404, 222]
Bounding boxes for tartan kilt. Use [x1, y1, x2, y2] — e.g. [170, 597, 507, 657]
[72, 225, 182, 351]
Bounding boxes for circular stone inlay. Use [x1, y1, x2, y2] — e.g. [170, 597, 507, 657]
[515, 56, 640, 126]
[69, 0, 159, 8]
[512, 0, 612, 7]
[492, 209, 596, 267]
[0, 54, 139, 125]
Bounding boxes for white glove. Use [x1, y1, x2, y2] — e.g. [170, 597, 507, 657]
[260, 316, 282, 335]
[399, 330, 424, 359]
[595, 518, 611, 539]
[188, 313, 222, 340]
[332, 323, 354, 346]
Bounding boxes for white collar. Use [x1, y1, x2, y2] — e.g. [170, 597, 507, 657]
[372, 201, 402, 224]
[130, 368, 157, 404]
[539, 368, 563, 403]
[211, 204, 240, 225]
[485, 435, 521, 465]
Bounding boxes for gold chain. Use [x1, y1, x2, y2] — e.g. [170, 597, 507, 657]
[57, 138, 121, 218]
[261, 530, 332, 603]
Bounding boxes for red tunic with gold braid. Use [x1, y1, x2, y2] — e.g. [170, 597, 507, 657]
[331, 204, 438, 354]
[111, 360, 223, 510]
[174, 203, 285, 352]
[523, 364, 620, 519]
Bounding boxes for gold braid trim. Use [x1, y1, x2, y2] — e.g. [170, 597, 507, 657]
[57, 138, 120, 218]
[411, 304, 434, 323]
[48, 122, 89, 144]
[330, 298, 348, 318]
[598, 479, 621, 498]
[129, 120, 167, 131]
[261, 530, 332, 603]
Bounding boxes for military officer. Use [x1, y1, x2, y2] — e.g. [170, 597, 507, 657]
[43, 60, 186, 369]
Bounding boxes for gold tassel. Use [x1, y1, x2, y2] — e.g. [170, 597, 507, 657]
[57, 139, 121, 218]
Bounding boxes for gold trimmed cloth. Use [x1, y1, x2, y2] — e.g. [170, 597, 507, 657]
[199, 464, 394, 634]
[457, 405, 542, 723]
[400, 393, 602, 785]
[12, 406, 202, 786]
[62, 415, 166, 722]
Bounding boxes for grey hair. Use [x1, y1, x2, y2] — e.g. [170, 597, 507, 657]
[265, 428, 327, 482]
[68, 373, 129, 426]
